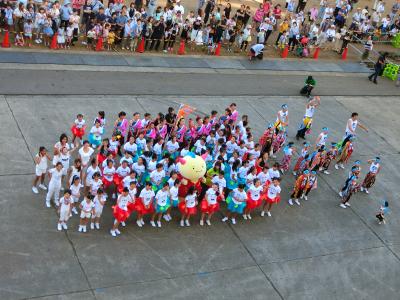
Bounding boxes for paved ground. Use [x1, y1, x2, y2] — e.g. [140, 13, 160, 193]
[1, 91, 400, 300]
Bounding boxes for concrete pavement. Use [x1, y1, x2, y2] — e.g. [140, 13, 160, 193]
[1, 94, 400, 300]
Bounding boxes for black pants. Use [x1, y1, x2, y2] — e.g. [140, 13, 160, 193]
[149, 39, 161, 51]
[296, 127, 307, 139]
[288, 37, 297, 50]
[275, 32, 283, 45]
[60, 19, 69, 29]
[368, 67, 381, 83]
[265, 30, 272, 44]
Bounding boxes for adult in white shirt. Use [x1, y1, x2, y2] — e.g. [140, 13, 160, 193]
[79, 141, 94, 168]
[45, 162, 64, 208]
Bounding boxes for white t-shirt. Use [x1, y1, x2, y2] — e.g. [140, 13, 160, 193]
[148, 160, 157, 172]
[59, 196, 73, 209]
[166, 141, 179, 153]
[86, 166, 101, 183]
[170, 186, 179, 200]
[136, 138, 146, 150]
[81, 199, 95, 212]
[370, 162, 379, 174]
[212, 176, 226, 193]
[155, 190, 169, 206]
[74, 118, 86, 128]
[206, 188, 218, 205]
[267, 185, 281, 199]
[124, 142, 137, 153]
[90, 178, 102, 195]
[79, 147, 94, 167]
[70, 183, 83, 198]
[116, 166, 131, 178]
[150, 170, 165, 184]
[118, 195, 131, 211]
[49, 168, 63, 185]
[238, 166, 249, 178]
[139, 188, 155, 206]
[128, 187, 137, 200]
[232, 188, 247, 204]
[248, 184, 263, 200]
[109, 140, 120, 152]
[185, 194, 197, 208]
[153, 143, 163, 156]
[267, 168, 280, 180]
[257, 171, 269, 185]
[35, 154, 48, 170]
[94, 195, 106, 211]
[90, 126, 103, 137]
[345, 118, 358, 136]
[103, 166, 115, 181]
[226, 141, 237, 154]
[123, 176, 137, 188]
[133, 163, 145, 176]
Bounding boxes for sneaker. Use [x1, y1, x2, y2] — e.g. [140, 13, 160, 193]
[339, 191, 343, 197]
[339, 203, 347, 209]
[288, 199, 293, 206]
[280, 169, 285, 174]
[163, 214, 170, 222]
[261, 211, 265, 217]
[267, 211, 272, 217]
[340, 164, 345, 169]
[61, 187, 64, 191]
[324, 170, 330, 175]
[301, 194, 304, 199]
[360, 187, 364, 192]
[72, 207, 78, 215]
[115, 229, 121, 235]
[57, 223, 62, 231]
[344, 202, 351, 207]
[185, 220, 190, 227]
[136, 220, 143, 227]
[206, 220, 211, 226]
[365, 189, 369, 194]
[295, 199, 301, 206]
[304, 195, 308, 201]
[110, 230, 116, 237]
[157, 221, 161, 228]
[141, 219, 145, 225]
[83, 226, 87, 233]
[318, 167, 323, 171]
[243, 214, 248, 220]
[38, 184, 47, 190]
[292, 171, 297, 176]
[90, 223, 94, 230]
[248, 214, 252, 220]
[95, 223, 100, 230]
[78, 226, 83, 232]
[62, 223, 68, 230]
[32, 186, 39, 194]
[222, 217, 228, 222]
[46, 201, 51, 208]
[334, 164, 339, 170]
[150, 221, 156, 227]
[200, 220, 204, 226]
[231, 218, 236, 225]
[112, 193, 116, 199]
[121, 221, 126, 227]
[180, 220, 185, 227]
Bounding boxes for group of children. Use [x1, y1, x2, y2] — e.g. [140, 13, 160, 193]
[31, 99, 388, 237]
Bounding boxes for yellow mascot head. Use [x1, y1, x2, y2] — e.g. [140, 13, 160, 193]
[177, 152, 207, 182]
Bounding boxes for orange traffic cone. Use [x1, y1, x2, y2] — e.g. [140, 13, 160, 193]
[137, 37, 145, 53]
[1, 30, 11, 48]
[95, 36, 103, 51]
[50, 33, 58, 50]
[313, 47, 320, 59]
[214, 41, 221, 56]
[281, 45, 289, 58]
[342, 47, 348, 60]
[177, 40, 185, 55]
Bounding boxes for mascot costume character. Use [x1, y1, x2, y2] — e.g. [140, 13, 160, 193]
[176, 152, 207, 198]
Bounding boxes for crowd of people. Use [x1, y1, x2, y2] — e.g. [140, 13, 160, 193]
[0, 0, 399, 56]
[31, 97, 388, 237]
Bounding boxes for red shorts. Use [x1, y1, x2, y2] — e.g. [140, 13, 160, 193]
[112, 205, 130, 223]
[135, 199, 155, 215]
[200, 200, 220, 214]
[102, 177, 113, 188]
[246, 197, 262, 210]
[113, 174, 124, 188]
[178, 201, 197, 216]
[71, 125, 85, 138]
[265, 195, 280, 204]
[127, 202, 136, 214]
